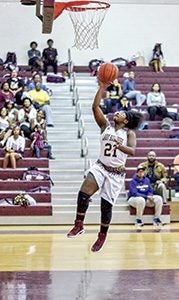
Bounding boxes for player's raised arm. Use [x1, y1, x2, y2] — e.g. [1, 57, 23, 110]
[92, 81, 109, 130]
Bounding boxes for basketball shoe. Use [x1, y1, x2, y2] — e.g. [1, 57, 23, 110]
[67, 220, 85, 238]
[91, 232, 106, 252]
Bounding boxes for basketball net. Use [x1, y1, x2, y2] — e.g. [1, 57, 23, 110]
[54, 1, 110, 50]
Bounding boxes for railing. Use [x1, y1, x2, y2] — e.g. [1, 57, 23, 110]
[167, 164, 178, 201]
[72, 86, 78, 106]
[80, 135, 91, 173]
[70, 70, 75, 93]
[78, 117, 85, 138]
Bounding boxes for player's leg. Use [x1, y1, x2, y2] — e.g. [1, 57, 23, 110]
[67, 172, 99, 237]
[91, 198, 112, 252]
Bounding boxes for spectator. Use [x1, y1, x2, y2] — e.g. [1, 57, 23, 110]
[103, 78, 122, 114]
[30, 124, 55, 159]
[146, 82, 168, 121]
[2, 126, 25, 169]
[18, 97, 37, 138]
[128, 165, 163, 229]
[117, 96, 131, 112]
[0, 107, 14, 147]
[6, 70, 25, 106]
[32, 109, 47, 131]
[173, 154, 179, 197]
[0, 82, 15, 108]
[42, 39, 58, 75]
[5, 100, 18, 128]
[140, 150, 168, 204]
[122, 71, 146, 106]
[149, 43, 164, 72]
[27, 82, 54, 127]
[27, 41, 43, 72]
[26, 72, 52, 96]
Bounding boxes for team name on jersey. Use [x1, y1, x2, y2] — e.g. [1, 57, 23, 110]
[102, 133, 123, 144]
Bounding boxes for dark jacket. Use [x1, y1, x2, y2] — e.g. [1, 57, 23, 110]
[128, 174, 153, 200]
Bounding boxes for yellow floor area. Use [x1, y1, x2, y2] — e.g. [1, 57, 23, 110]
[0, 223, 179, 272]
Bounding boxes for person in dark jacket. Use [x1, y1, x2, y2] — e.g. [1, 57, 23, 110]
[128, 165, 163, 228]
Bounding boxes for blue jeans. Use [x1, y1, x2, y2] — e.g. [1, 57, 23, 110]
[34, 144, 52, 158]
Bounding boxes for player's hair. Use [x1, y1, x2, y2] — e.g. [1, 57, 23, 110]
[125, 111, 143, 130]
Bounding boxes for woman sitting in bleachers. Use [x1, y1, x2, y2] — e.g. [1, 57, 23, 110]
[146, 82, 169, 121]
[2, 125, 25, 169]
[0, 82, 15, 109]
[18, 97, 37, 139]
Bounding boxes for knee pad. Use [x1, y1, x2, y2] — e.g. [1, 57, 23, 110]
[101, 198, 112, 224]
[77, 191, 90, 213]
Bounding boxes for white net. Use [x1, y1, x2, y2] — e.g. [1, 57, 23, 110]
[66, 1, 110, 50]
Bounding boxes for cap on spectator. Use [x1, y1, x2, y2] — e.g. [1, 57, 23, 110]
[137, 165, 145, 171]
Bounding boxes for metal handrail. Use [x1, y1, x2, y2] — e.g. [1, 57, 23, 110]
[78, 117, 85, 139]
[72, 86, 78, 106]
[80, 135, 91, 173]
[70, 71, 76, 94]
[75, 101, 81, 122]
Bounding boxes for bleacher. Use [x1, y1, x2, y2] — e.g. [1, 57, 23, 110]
[0, 64, 179, 224]
[105, 65, 179, 222]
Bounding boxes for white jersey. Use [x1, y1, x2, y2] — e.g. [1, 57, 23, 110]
[98, 125, 128, 168]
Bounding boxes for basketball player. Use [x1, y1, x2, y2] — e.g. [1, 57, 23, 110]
[67, 80, 143, 252]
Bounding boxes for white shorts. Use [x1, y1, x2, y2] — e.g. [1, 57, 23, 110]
[88, 162, 125, 205]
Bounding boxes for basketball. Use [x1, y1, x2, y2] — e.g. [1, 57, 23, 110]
[98, 63, 119, 84]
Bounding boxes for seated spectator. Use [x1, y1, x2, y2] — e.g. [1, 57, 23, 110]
[27, 82, 54, 127]
[5, 100, 18, 127]
[42, 39, 58, 75]
[103, 79, 122, 114]
[0, 82, 15, 108]
[6, 70, 25, 106]
[122, 71, 146, 106]
[30, 124, 55, 159]
[173, 154, 179, 197]
[128, 165, 163, 229]
[2, 126, 25, 169]
[18, 97, 37, 138]
[146, 82, 168, 121]
[149, 43, 164, 72]
[26, 72, 52, 96]
[0, 107, 14, 147]
[27, 41, 43, 72]
[140, 150, 168, 204]
[117, 96, 131, 111]
[32, 109, 47, 131]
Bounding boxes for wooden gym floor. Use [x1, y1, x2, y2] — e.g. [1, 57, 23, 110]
[0, 223, 179, 300]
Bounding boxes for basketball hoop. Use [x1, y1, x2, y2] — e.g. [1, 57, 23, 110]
[54, 1, 110, 50]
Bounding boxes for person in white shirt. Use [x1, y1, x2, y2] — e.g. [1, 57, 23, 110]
[146, 82, 168, 121]
[2, 126, 25, 168]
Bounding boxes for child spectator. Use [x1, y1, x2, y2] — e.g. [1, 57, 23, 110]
[30, 124, 55, 159]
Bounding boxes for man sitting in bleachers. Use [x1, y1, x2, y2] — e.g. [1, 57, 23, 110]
[128, 165, 163, 229]
[140, 150, 168, 204]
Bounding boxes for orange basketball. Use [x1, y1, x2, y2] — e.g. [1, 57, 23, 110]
[98, 63, 119, 84]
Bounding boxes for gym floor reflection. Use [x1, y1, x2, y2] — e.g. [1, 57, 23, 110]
[0, 224, 179, 299]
